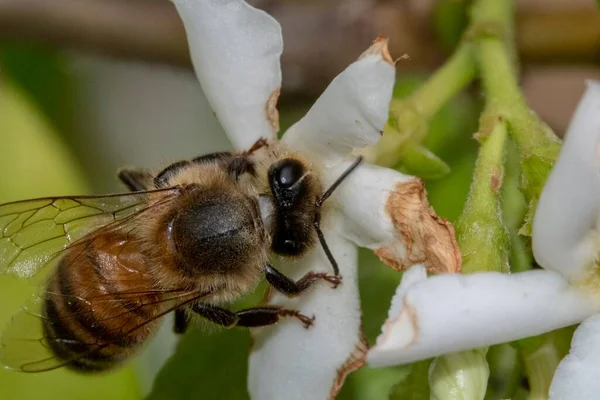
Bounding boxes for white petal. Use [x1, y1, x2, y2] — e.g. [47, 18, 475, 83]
[282, 38, 395, 167]
[248, 228, 362, 400]
[549, 313, 600, 400]
[326, 161, 461, 274]
[533, 81, 600, 282]
[173, 0, 282, 150]
[367, 268, 600, 366]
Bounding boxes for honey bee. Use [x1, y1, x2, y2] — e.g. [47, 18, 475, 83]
[0, 138, 362, 373]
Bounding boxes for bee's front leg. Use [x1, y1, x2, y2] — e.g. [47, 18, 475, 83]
[264, 263, 342, 298]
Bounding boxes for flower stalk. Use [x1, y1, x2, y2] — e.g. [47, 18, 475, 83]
[470, 0, 561, 235]
[517, 334, 563, 400]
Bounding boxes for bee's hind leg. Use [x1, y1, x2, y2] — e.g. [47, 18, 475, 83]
[173, 308, 190, 334]
[190, 302, 315, 329]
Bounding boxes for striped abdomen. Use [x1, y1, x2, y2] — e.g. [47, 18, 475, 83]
[43, 234, 161, 372]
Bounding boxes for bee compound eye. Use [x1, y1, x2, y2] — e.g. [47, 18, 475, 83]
[275, 159, 304, 189]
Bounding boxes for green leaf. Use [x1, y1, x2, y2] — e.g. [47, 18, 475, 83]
[0, 43, 75, 136]
[390, 361, 431, 400]
[148, 329, 251, 400]
[517, 150, 560, 236]
[502, 140, 532, 272]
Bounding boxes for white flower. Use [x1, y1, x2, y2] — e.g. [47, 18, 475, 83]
[367, 81, 600, 399]
[171, 0, 460, 398]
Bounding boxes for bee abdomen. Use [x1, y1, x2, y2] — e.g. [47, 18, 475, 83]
[42, 236, 161, 372]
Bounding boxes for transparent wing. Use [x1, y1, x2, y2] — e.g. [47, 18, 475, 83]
[0, 286, 207, 372]
[0, 188, 180, 279]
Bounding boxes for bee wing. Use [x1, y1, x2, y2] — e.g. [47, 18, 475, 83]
[0, 285, 208, 372]
[0, 188, 180, 279]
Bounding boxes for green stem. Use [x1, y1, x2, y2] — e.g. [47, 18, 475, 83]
[469, 0, 561, 235]
[390, 43, 476, 124]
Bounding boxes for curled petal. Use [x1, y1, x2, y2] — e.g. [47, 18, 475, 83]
[328, 161, 461, 274]
[367, 267, 600, 366]
[549, 313, 600, 400]
[282, 38, 395, 167]
[533, 81, 600, 283]
[173, 0, 282, 150]
[248, 230, 363, 400]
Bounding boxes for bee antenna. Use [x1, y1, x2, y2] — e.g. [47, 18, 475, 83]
[316, 156, 363, 207]
[314, 156, 364, 276]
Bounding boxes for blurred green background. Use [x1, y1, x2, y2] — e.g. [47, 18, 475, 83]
[0, 0, 598, 399]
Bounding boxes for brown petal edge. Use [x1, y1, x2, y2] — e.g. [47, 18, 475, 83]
[266, 87, 281, 134]
[375, 179, 462, 274]
[328, 330, 368, 400]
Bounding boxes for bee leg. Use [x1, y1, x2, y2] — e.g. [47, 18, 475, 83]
[118, 168, 153, 191]
[190, 303, 315, 329]
[173, 308, 190, 334]
[228, 157, 255, 180]
[264, 263, 342, 298]
[246, 137, 268, 154]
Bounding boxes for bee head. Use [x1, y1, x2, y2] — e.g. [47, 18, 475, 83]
[266, 158, 320, 257]
[263, 156, 363, 276]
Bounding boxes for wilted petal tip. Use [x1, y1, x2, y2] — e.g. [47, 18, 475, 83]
[359, 36, 395, 65]
[376, 180, 462, 274]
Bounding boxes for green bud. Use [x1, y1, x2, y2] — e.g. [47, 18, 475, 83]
[430, 350, 490, 400]
[397, 141, 451, 180]
[456, 122, 509, 274]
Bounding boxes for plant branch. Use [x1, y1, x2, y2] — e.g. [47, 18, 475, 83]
[0, 0, 597, 98]
[368, 42, 476, 174]
[0, 0, 191, 67]
[392, 43, 477, 124]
